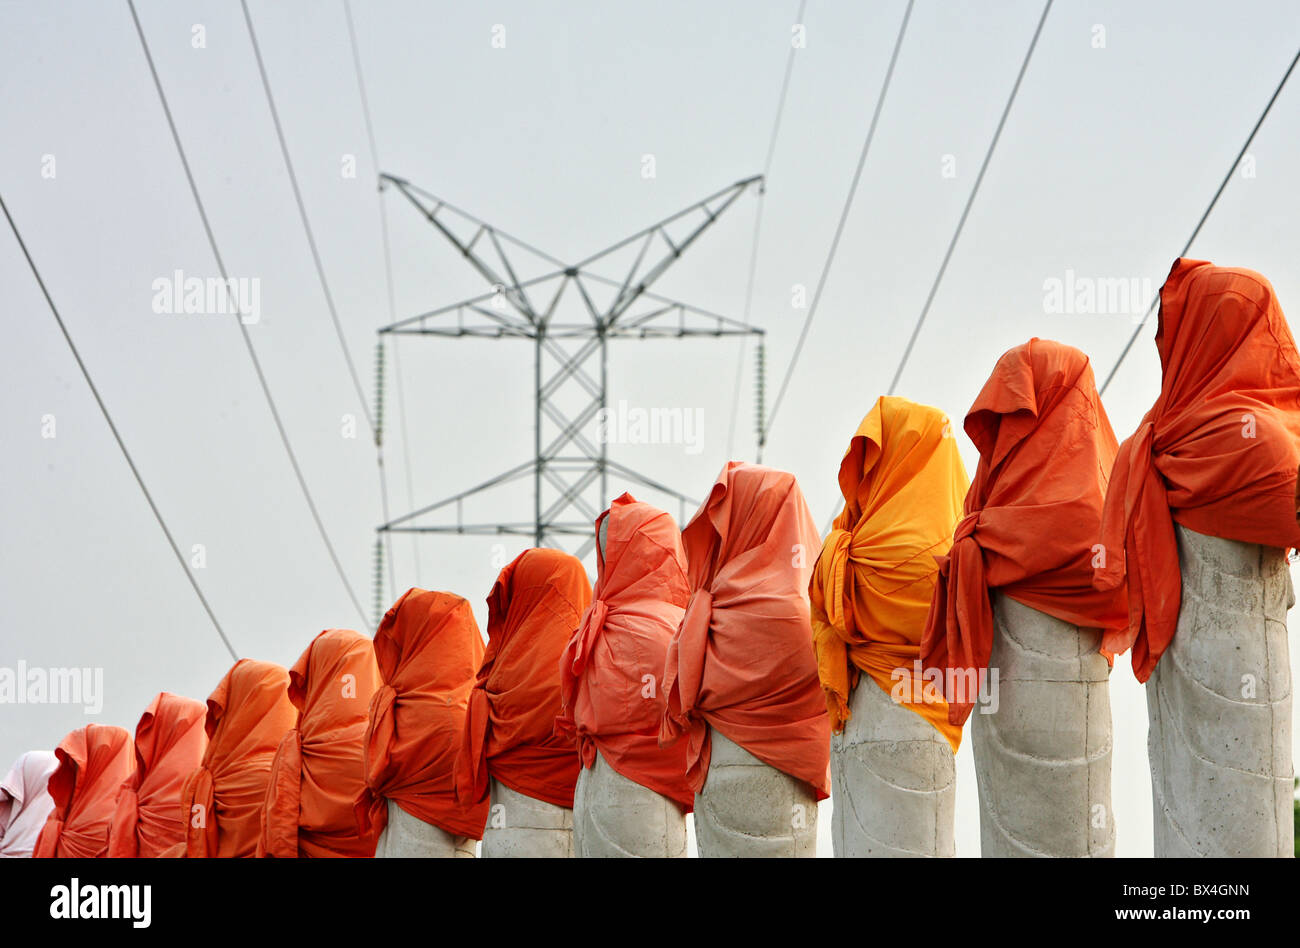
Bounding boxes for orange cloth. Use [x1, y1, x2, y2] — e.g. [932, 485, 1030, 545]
[810, 397, 969, 750]
[356, 588, 488, 840]
[107, 692, 207, 857]
[557, 493, 695, 811]
[661, 461, 832, 798]
[33, 724, 135, 858]
[455, 548, 591, 810]
[1096, 258, 1300, 681]
[920, 341, 1130, 726]
[259, 629, 382, 858]
[179, 659, 297, 857]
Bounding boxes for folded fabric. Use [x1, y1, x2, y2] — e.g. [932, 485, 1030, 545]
[921, 340, 1128, 726]
[259, 629, 382, 858]
[810, 397, 969, 749]
[456, 548, 591, 810]
[179, 659, 297, 857]
[34, 724, 135, 858]
[661, 461, 831, 798]
[356, 588, 488, 840]
[1095, 258, 1300, 681]
[107, 692, 207, 857]
[0, 751, 58, 857]
[557, 493, 695, 811]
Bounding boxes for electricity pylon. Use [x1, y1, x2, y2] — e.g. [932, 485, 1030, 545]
[376, 173, 764, 563]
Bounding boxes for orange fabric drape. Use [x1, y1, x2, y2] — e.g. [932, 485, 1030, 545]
[810, 397, 969, 750]
[107, 692, 207, 857]
[661, 462, 831, 799]
[179, 659, 297, 857]
[1096, 258, 1300, 681]
[258, 629, 382, 858]
[356, 588, 488, 841]
[557, 493, 695, 811]
[33, 724, 135, 858]
[455, 548, 592, 810]
[920, 340, 1130, 726]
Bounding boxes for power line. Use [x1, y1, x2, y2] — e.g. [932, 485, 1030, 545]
[813, 0, 1053, 537]
[342, 0, 413, 590]
[724, 0, 807, 460]
[886, 0, 1053, 396]
[242, 0, 395, 613]
[1099, 43, 1300, 395]
[239, 0, 375, 436]
[0, 192, 238, 662]
[761, 0, 915, 456]
[127, 0, 369, 628]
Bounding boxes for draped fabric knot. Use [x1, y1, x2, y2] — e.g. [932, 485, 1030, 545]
[660, 588, 713, 787]
[33, 816, 63, 858]
[555, 598, 608, 767]
[454, 689, 492, 807]
[354, 683, 398, 837]
[257, 729, 302, 859]
[662, 589, 712, 734]
[362, 684, 399, 791]
[1095, 420, 1154, 597]
[811, 398, 970, 750]
[919, 511, 992, 728]
[106, 786, 141, 858]
[953, 511, 979, 544]
[180, 766, 215, 858]
[819, 528, 854, 640]
[1097, 418, 1168, 670]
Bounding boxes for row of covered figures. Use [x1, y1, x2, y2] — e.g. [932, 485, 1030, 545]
[2, 257, 1296, 858]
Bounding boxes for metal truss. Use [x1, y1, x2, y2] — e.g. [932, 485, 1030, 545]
[377, 173, 763, 561]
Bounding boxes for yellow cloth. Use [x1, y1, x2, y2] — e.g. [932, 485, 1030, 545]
[810, 396, 969, 751]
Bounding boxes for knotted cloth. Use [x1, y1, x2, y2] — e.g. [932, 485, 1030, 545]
[1095, 258, 1300, 681]
[33, 724, 134, 858]
[258, 629, 381, 857]
[661, 462, 831, 798]
[810, 397, 969, 749]
[356, 588, 488, 840]
[920, 340, 1127, 726]
[455, 548, 592, 810]
[107, 692, 207, 857]
[178, 659, 296, 857]
[557, 493, 694, 811]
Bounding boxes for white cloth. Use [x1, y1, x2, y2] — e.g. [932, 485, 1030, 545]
[0, 751, 58, 857]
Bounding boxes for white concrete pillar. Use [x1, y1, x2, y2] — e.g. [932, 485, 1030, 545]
[373, 798, 475, 858]
[972, 593, 1114, 857]
[831, 676, 954, 857]
[480, 779, 573, 858]
[572, 752, 687, 858]
[694, 729, 817, 858]
[1147, 523, 1295, 857]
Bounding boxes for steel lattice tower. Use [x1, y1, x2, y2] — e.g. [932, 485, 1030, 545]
[376, 173, 764, 563]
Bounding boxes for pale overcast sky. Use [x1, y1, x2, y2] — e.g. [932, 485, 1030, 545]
[3, 0, 1299, 857]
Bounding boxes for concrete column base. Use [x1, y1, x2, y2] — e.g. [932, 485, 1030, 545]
[480, 779, 574, 858]
[1147, 524, 1295, 857]
[694, 729, 818, 858]
[572, 751, 687, 858]
[374, 798, 475, 858]
[831, 675, 954, 857]
[973, 593, 1114, 857]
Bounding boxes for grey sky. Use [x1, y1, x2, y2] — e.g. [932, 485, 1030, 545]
[3, 0, 1299, 857]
